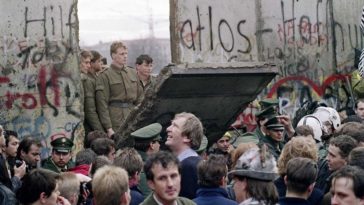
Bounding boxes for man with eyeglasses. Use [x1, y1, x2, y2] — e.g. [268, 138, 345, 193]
[259, 115, 286, 160]
[42, 136, 75, 173]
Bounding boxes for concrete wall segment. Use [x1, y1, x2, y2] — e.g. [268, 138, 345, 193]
[0, 0, 82, 158]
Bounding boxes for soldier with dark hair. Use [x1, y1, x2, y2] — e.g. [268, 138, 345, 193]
[135, 54, 155, 91]
[42, 137, 75, 173]
[83, 50, 104, 135]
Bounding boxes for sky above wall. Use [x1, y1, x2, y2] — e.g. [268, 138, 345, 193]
[78, 0, 170, 46]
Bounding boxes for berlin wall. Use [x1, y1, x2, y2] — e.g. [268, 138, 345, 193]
[171, 0, 364, 116]
[0, 0, 82, 157]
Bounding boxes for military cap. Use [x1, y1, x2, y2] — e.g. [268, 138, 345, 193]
[131, 123, 162, 142]
[51, 137, 74, 153]
[195, 135, 208, 154]
[255, 106, 278, 119]
[265, 116, 284, 131]
[259, 98, 279, 110]
[231, 132, 259, 148]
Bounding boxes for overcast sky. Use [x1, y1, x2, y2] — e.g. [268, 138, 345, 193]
[78, 0, 170, 46]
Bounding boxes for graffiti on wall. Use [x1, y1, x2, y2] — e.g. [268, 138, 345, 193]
[0, 0, 83, 158]
[172, 0, 364, 122]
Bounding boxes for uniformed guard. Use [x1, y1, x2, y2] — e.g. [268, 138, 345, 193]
[259, 98, 279, 110]
[42, 137, 75, 173]
[259, 116, 285, 160]
[95, 41, 143, 137]
[83, 50, 104, 136]
[254, 106, 278, 140]
[135, 54, 156, 92]
[131, 123, 162, 197]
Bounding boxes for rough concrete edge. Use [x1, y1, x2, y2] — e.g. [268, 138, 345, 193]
[115, 64, 174, 148]
[170, 0, 180, 64]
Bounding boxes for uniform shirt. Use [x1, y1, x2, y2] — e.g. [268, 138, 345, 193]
[95, 64, 143, 131]
[83, 72, 103, 131]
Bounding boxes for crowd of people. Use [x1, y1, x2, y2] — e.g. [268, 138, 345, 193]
[1, 40, 364, 205]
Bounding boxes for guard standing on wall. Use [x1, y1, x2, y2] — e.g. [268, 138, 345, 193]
[83, 50, 104, 135]
[95, 41, 143, 137]
[135, 54, 156, 92]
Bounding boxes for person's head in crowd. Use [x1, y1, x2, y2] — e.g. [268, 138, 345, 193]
[197, 154, 227, 188]
[166, 112, 203, 155]
[135, 54, 153, 81]
[71, 148, 97, 176]
[335, 122, 364, 146]
[50, 137, 74, 169]
[131, 123, 162, 156]
[228, 146, 278, 204]
[327, 135, 358, 172]
[296, 115, 324, 142]
[75, 148, 97, 167]
[80, 50, 92, 74]
[355, 98, 364, 120]
[91, 138, 116, 162]
[284, 157, 318, 199]
[312, 106, 341, 140]
[85, 130, 108, 149]
[89, 155, 112, 177]
[58, 172, 80, 205]
[231, 142, 257, 169]
[113, 148, 143, 188]
[278, 136, 318, 176]
[213, 132, 232, 154]
[4, 130, 20, 158]
[101, 57, 107, 68]
[295, 125, 314, 138]
[16, 169, 68, 205]
[265, 116, 285, 143]
[92, 165, 131, 205]
[330, 166, 364, 205]
[348, 147, 364, 170]
[110, 41, 128, 67]
[90, 50, 103, 74]
[144, 151, 181, 205]
[17, 136, 42, 168]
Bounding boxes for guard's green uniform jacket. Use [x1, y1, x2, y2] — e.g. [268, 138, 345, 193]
[259, 135, 285, 160]
[137, 150, 152, 197]
[83, 72, 103, 133]
[140, 75, 157, 92]
[95, 64, 143, 131]
[42, 157, 75, 173]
